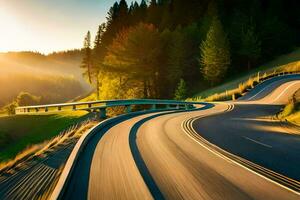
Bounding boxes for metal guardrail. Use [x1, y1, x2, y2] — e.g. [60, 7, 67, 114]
[15, 99, 199, 118]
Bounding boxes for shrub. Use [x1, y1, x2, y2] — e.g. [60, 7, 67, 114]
[16, 92, 41, 106]
[174, 79, 187, 100]
[4, 102, 17, 115]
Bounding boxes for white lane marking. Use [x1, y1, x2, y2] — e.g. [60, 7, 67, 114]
[272, 81, 300, 103]
[181, 121, 233, 164]
[181, 103, 235, 163]
[184, 116, 300, 195]
[243, 136, 272, 148]
[247, 80, 279, 100]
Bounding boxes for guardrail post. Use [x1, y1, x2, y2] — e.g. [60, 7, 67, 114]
[185, 104, 189, 110]
[176, 104, 180, 109]
[88, 103, 92, 108]
[151, 104, 156, 110]
[232, 94, 236, 101]
[35, 108, 39, 112]
[72, 105, 76, 111]
[58, 106, 62, 111]
[100, 108, 107, 119]
[126, 105, 131, 113]
[45, 107, 48, 112]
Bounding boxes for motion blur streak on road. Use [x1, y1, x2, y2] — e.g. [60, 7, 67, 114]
[88, 113, 158, 200]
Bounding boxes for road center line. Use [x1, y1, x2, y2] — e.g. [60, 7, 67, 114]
[247, 80, 278, 100]
[272, 81, 300, 103]
[243, 136, 272, 148]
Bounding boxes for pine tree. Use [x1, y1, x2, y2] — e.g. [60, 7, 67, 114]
[93, 23, 106, 99]
[174, 78, 187, 100]
[167, 27, 184, 88]
[199, 1, 218, 43]
[147, 0, 161, 26]
[238, 24, 261, 70]
[81, 31, 93, 84]
[200, 17, 230, 85]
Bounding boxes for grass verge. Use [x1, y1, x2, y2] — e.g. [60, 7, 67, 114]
[189, 61, 300, 102]
[0, 111, 89, 162]
[278, 89, 300, 126]
[0, 119, 97, 172]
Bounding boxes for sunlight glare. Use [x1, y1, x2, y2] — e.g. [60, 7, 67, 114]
[0, 8, 27, 52]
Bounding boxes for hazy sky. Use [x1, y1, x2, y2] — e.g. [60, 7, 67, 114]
[0, 0, 135, 54]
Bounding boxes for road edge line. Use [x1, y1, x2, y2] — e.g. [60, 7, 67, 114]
[182, 104, 300, 196]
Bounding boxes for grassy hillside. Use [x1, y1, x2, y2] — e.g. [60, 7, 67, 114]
[193, 48, 300, 99]
[0, 111, 88, 162]
[278, 89, 300, 126]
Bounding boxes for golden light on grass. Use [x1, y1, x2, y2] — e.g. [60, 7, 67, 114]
[0, 119, 97, 172]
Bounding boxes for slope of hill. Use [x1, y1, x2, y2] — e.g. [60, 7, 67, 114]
[0, 50, 91, 106]
[193, 48, 300, 99]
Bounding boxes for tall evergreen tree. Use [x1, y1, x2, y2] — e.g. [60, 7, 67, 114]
[81, 31, 93, 84]
[102, 1, 129, 50]
[200, 17, 230, 85]
[238, 24, 261, 70]
[167, 26, 184, 89]
[93, 23, 106, 99]
[147, 0, 162, 27]
[174, 78, 187, 100]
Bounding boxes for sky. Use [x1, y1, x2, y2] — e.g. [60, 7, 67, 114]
[0, 0, 134, 54]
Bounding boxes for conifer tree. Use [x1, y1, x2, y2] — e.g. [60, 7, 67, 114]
[93, 23, 106, 99]
[238, 24, 261, 70]
[174, 78, 187, 100]
[200, 17, 230, 85]
[81, 31, 93, 84]
[167, 27, 184, 87]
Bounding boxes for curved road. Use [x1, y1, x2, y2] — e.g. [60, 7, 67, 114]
[55, 75, 300, 200]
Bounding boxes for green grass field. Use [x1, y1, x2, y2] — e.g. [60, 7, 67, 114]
[193, 48, 300, 98]
[0, 111, 88, 162]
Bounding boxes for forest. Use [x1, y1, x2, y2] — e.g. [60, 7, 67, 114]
[80, 0, 300, 100]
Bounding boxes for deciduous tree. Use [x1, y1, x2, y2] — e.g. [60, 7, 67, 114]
[104, 23, 161, 98]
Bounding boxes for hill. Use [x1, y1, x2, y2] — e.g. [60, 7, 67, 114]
[0, 50, 92, 106]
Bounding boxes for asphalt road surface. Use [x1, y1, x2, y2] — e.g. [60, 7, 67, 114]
[56, 75, 300, 200]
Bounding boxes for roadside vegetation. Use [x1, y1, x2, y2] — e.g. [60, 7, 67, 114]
[0, 119, 96, 171]
[0, 111, 89, 162]
[278, 89, 300, 125]
[192, 48, 300, 99]
[192, 60, 300, 102]
[0, 119, 98, 200]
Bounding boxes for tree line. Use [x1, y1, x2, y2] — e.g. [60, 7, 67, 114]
[80, 0, 300, 100]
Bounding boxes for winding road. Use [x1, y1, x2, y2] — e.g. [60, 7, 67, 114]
[52, 75, 300, 200]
